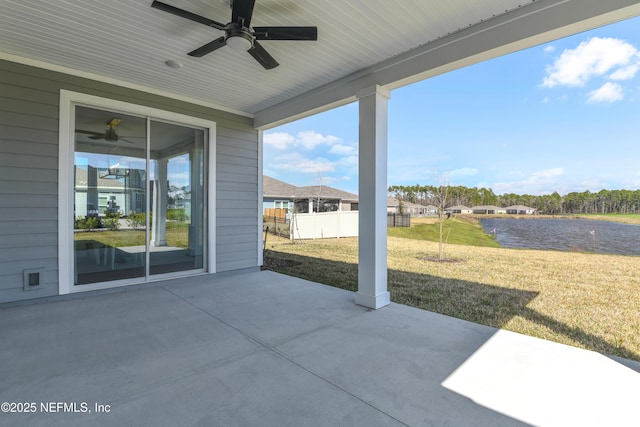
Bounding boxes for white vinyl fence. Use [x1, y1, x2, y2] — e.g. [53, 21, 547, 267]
[290, 211, 358, 239]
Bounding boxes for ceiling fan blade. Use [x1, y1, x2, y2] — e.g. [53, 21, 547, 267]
[188, 36, 227, 57]
[151, 0, 226, 30]
[232, 0, 256, 28]
[248, 40, 279, 70]
[76, 129, 104, 138]
[253, 26, 318, 41]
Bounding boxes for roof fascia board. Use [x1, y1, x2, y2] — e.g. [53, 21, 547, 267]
[255, 0, 640, 130]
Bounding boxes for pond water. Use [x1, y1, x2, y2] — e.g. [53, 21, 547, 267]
[478, 218, 640, 256]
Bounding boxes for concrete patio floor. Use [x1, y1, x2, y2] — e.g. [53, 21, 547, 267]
[1, 270, 639, 427]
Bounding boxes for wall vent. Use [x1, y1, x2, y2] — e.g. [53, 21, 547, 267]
[23, 268, 45, 291]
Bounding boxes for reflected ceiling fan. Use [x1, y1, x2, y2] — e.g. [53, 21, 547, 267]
[151, 0, 318, 69]
[76, 118, 138, 144]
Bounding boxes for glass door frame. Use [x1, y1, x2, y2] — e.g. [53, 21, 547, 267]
[58, 90, 217, 295]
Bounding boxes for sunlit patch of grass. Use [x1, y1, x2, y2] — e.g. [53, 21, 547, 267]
[74, 229, 145, 247]
[74, 222, 190, 248]
[577, 214, 640, 225]
[388, 217, 500, 248]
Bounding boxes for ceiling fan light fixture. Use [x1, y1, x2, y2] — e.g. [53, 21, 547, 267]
[225, 31, 253, 51]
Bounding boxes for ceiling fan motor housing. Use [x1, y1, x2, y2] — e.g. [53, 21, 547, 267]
[105, 127, 119, 141]
[225, 25, 253, 50]
[151, 0, 317, 69]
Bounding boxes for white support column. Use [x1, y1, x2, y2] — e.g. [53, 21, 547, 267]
[355, 85, 391, 309]
[151, 158, 168, 247]
[188, 142, 205, 257]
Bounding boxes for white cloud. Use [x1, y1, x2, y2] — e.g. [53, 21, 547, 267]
[263, 130, 341, 150]
[493, 168, 565, 195]
[609, 58, 640, 80]
[579, 177, 609, 191]
[542, 37, 638, 88]
[587, 82, 624, 103]
[534, 168, 564, 179]
[337, 154, 358, 166]
[295, 131, 341, 150]
[328, 143, 357, 156]
[270, 153, 335, 174]
[450, 167, 479, 178]
[544, 45, 555, 54]
[264, 132, 295, 149]
[168, 171, 189, 181]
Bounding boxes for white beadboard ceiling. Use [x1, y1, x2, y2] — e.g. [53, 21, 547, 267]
[1, 0, 639, 127]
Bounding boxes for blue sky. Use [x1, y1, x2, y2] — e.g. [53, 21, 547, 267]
[264, 17, 640, 196]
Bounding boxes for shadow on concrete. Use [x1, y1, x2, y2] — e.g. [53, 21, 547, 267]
[263, 250, 640, 362]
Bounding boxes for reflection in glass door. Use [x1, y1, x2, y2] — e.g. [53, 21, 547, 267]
[73, 106, 206, 286]
[74, 107, 147, 285]
[149, 121, 205, 275]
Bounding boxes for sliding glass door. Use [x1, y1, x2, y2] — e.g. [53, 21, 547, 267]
[148, 121, 205, 275]
[73, 106, 206, 286]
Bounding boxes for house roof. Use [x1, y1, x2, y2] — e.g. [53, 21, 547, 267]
[297, 185, 358, 202]
[264, 176, 358, 201]
[472, 205, 504, 211]
[75, 167, 125, 190]
[263, 176, 296, 198]
[506, 205, 537, 210]
[387, 197, 434, 210]
[2, 1, 636, 129]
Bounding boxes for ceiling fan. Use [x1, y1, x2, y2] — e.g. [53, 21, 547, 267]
[151, 0, 318, 70]
[76, 118, 137, 144]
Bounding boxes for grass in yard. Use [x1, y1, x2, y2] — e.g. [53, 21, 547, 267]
[388, 216, 499, 248]
[577, 213, 640, 225]
[74, 222, 190, 248]
[263, 235, 640, 361]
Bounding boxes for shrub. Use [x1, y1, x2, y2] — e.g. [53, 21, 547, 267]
[103, 211, 120, 231]
[167, 208, 188, 222]
[126, 211, 151, 230]
[77, 216, 100, 231]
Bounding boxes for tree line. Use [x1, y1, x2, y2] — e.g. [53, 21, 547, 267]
[388, 184, 640, 215]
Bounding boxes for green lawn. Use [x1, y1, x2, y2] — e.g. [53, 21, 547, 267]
[74, 222, 190, 248]
[263, 225, 640, 361]
[388, 216, 500, 248]
[576, 213, 640, 225]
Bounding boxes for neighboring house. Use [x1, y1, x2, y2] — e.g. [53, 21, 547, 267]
[75, 166, 144, 216]
[446, 205, 473, 214]
[447, 205, 536, 215]
[472, 205, 507, 214]
[263, 176, 297, 215]
[387, 197, 437, 216]
[0, 1, 627, 310]
[506, 205, 537, 215]
[423, 205, 439, 216]
[263, 176, 359, 214]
